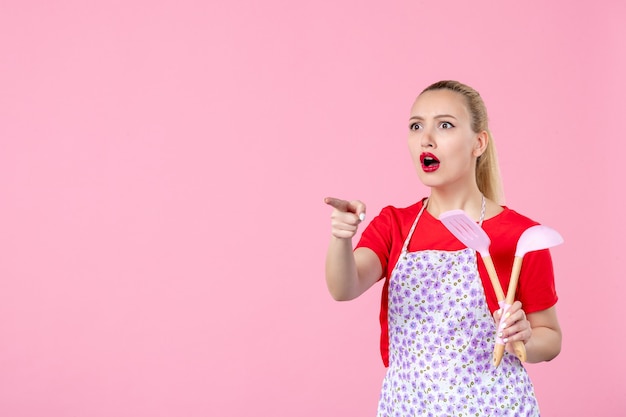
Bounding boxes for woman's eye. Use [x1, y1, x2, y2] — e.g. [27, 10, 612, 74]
[409, 123, 422, 130]
[440, 122, 454, 129]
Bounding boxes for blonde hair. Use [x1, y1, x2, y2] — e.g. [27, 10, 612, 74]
[421, 80, 505, 204]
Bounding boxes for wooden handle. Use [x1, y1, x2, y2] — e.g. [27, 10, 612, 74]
[493, 343, 505, 367]
[513, 341, 527, 362]
[505, 257, 523, 305]
[484, 255, 527, 364]
[506, 256, 527, 362]
[482, 255, 505, 301]
[494, 341, 526, 365]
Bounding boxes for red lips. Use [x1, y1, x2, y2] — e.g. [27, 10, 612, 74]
[420, 152, 440, 172]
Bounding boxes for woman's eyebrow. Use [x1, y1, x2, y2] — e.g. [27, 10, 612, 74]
[409, 114, 458, 121]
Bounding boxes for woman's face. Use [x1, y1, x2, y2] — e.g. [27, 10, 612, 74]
[407, 89, 486, 191]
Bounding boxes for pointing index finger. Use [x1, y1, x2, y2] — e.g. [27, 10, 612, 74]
[324, 197, 366, 220]
[324, 197, 350, 212]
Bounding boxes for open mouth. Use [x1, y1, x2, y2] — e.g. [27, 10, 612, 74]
[420, 152, 440, 172]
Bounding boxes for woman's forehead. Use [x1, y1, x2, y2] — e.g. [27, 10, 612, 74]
[411, 89, 470, 119]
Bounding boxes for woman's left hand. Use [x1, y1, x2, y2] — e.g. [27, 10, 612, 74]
[493, 301, 532, 349]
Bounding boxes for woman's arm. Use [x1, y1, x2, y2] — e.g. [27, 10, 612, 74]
[324, 197, 383, 301]
[524, 307, 562, 362]
[326, 243, 382, 301]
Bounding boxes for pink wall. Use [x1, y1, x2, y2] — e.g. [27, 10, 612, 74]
[1, 1, 624, 415]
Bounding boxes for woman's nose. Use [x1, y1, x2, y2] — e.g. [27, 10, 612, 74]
[420, 129, 435, 148]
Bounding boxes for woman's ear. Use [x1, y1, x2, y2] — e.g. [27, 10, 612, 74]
[473, 130, 489, 157]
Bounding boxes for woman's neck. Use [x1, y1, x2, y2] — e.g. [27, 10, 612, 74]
[425, 188, 485, 222]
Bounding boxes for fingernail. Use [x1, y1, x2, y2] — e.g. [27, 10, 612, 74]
[497, 331, 503, 338]
[500, 322, 507, 330]
[503, 338, 508, 343]
[359, 213, 366, 221]
[504, 312, 511, 319]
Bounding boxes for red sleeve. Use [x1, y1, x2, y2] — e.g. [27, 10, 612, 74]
[516, 248, 558, 313]
[355, 201, 423, 280]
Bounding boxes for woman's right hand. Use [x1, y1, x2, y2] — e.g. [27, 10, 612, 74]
[324, 197, 367, 239]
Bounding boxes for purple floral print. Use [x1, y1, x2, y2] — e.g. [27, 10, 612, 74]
[377, 248, 539, 417]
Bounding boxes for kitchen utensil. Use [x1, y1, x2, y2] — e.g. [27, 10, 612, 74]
[439, 209, 526, 367]
[500, 225, 564, 361]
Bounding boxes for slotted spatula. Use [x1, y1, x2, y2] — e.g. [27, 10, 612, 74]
[439, 209, 526, 367]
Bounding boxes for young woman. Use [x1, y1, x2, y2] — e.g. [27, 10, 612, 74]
[324, 80, 561, 416]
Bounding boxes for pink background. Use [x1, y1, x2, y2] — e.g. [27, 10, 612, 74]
[1, 1, 625, 416]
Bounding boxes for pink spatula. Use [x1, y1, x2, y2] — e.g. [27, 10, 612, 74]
[439, 209, 526, 367]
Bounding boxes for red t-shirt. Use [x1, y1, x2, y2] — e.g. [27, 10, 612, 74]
[356, 199, 558, 367]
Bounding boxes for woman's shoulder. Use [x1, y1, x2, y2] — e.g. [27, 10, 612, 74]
[498, 206, 540, 226]
[377, 199, 426, 222]
[381, 198, 426, 213]
[485, 206, 541, 237]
